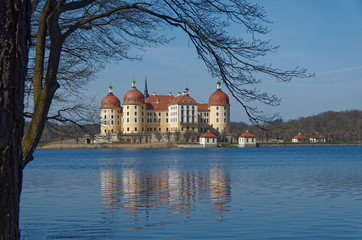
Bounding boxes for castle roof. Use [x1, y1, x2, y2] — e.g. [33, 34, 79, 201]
[209, 82, 229, 106]
[101, 86, 121, 109]
[170, 94, 197, 105]
[198, 103, 210, 111]
[123, 80, 145, 105]
[145, 95, 175, 110]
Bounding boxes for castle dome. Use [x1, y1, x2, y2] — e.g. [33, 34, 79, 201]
[209, 81, 229, 106]
[123, 80, 145, 104]
[101, 86, 121, 109]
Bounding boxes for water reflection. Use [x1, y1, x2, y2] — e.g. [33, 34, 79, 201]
[100, 162, 231, 228]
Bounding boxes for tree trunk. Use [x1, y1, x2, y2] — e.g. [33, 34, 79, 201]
[0, 0, 30, 239]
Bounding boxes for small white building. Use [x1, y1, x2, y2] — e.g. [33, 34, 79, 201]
[199, 131, 217, 148]
[310, 133, 326, 143]
[238, 131, 257, 148]
[292, 133, 308, 143]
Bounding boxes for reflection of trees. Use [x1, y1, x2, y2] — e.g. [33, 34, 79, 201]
[100, 165, 231, 227]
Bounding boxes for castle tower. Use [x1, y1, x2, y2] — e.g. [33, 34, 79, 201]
[100, 85, 122, 135]
[208, 81, 230, 134]
[122, 79, 146, 134]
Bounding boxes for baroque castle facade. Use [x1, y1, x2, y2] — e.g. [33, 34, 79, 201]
[99, 79, 230, 141]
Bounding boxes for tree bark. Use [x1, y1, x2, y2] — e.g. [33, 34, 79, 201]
[0, 0, 30, 239]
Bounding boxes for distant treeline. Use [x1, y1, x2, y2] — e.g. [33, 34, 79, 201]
[230, 110, 362, 143]
[26, 110, 362, 144]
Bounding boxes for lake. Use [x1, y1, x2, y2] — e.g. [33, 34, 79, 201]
[20, 146, 362, 239]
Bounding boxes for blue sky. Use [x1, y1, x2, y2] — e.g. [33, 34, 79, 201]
[90, 0, 362, 123]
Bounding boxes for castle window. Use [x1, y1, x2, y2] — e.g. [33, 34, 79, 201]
[142, 118, 144, 123]
[111, 120, 114, 125]
[127, 98, 130, 102]
[142, 106, 144, 110]
[127, 118, 129, 123]
[134, 112, 137, 116]
[104, 115, 106, 119]
[159, 128, 161, 131]
[127, 112, 129, 116]
[135, 106, 137, 109]
[158, 118, 161, 123]
[216, 112, 219, 116]
[135, 118, 138, 123]
[154, 128, 156, 131]
[135, 127, 137, 131]
[127, 106, 129, 109]
[111, 129, 114, 134]
[224, 118, 226, 123]
[158, 112, 161, 116]
[166, 118, 168, 123]
[111, 115, 114, 119]
[127, 127, 129, 131]
[117, 121, 120, 125]
[135, 98, 137, 102]
[216, 118, 219, 123]
[216, 106, 219, 110]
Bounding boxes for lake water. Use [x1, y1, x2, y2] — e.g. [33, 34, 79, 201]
[20, 146, 362, 239]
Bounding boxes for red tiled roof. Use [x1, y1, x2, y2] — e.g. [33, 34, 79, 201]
[198, 103, 210, 111]
[200, 132, 217, 138]
[239, 131, 256, 138]
[293, 133, 307, 139]
[123, 89, 145, 105]
[170, 94, 197, 105]
[310, 133, 324, 139]
[145, 95, 175, 110]
[101, 93, 121, 109]
[209, 91, 229, 106]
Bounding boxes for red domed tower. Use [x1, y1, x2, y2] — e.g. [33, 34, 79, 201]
[122, 79, 146, 134]
[209, 82, 230, 133]
[100, 85, 122, 135]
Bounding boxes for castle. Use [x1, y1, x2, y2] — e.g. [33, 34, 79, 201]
[98, 79, 230, 143]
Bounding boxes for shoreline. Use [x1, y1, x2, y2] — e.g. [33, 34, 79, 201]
[37, 142, 360, 150]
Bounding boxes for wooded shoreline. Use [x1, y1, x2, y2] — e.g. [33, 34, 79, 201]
[37, 142, 360, 149]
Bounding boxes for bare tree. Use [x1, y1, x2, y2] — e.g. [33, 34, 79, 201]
[183, 130, 191, 142]
[174, 129, 182, 143]
[190, 131, 199, 143]
[0, 0, 30, 239]
[155, 132, 163, 142]
[166, 131, 172, 142]
[23, 0, 310, 168]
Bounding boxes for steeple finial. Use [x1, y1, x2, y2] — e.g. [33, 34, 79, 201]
[216, 81, 221, 91]
[108, 83, 113, 94]
[131, 75, 136, 89]
[144, 76, 149, 99]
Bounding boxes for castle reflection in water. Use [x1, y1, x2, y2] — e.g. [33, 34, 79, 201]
[100, 164, 231, 225]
